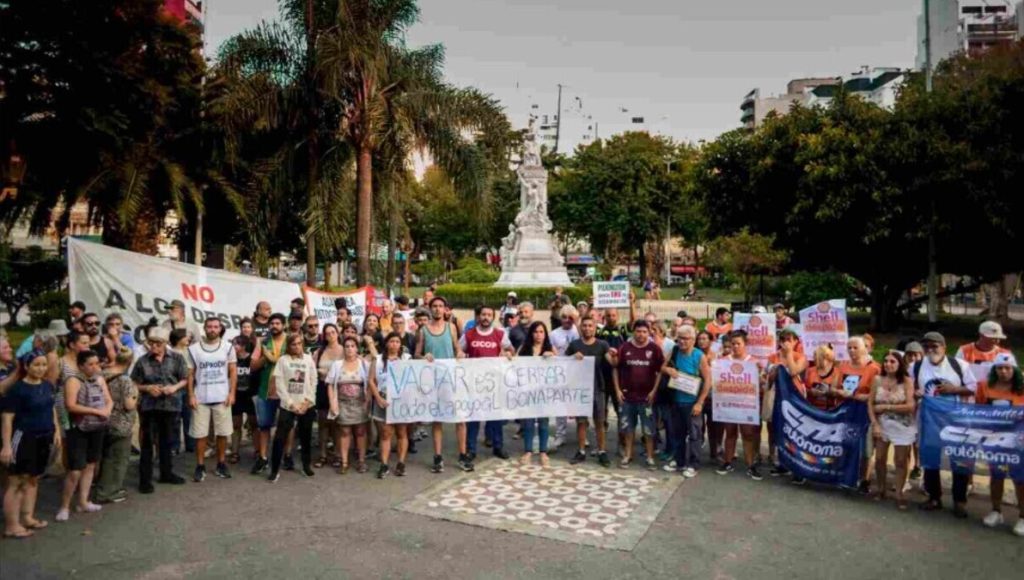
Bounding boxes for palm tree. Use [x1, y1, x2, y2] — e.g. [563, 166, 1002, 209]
[317, 0, 511, 286]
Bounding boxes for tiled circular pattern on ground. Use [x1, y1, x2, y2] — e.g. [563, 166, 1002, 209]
[415, 462, 669, 540]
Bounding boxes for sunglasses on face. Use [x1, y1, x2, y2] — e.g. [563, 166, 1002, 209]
[84, 321, 100, 327]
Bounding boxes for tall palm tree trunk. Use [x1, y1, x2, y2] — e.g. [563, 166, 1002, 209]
[356, 146, 373, 286]
[386, 198, 399, 289]
[304, 0, 318, 288]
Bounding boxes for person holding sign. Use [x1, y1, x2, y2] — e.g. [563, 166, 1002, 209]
[326, 336, 371, 474]
[714, 331, 764, 480]
[659, 325, 711, 477]
[517, 322, 557, 467]
[976, 354, 1024, 536]
[414, 296, 466, 475]
[763, 326, 808, 476]
[460, 305, 514, 462]
[836, 336, 881, 494]
[372, 333, 412, 478]
[567, 316, 617, 467]
[612, 321, 665, 470]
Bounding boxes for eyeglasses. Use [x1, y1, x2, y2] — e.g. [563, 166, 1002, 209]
[305, 324, 319, 329]
[84, 321, 100, 327]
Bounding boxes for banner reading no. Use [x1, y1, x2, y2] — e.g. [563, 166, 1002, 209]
[382, 357, 595, 423]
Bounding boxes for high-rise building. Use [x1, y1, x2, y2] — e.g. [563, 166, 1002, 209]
[916, 0, 1022, 70]
[806, 67, 908, 110]
[739, 78, 840, 129]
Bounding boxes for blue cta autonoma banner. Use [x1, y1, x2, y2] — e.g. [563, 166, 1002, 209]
[920, 397, 1024, 480]
[772, 369, 870, 488]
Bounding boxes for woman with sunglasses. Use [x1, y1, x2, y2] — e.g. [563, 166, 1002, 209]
[868, 351, 916, 509]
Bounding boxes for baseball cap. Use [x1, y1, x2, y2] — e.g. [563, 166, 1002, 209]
[979, 320, 1007, 340]
[752, 305, 768, 314]
[507, 291, 517, 298]
[904, 341, 924, 354]
[773, 303, 786, 310]
[921, 331, 945, 345]
[147, 327, 171, 343]
[993, 352, 1017, 368]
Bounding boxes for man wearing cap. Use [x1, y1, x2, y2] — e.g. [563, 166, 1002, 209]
[914, 331, 978, 516]
[774, 304, 795, 332]
[500, 292, 519, 322]
[161, 300, 198, 344]
[131, 327, 190, 493]
[955, 321, 1016, 386]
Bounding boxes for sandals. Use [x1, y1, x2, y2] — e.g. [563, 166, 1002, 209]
[3, 529, 34, 540]
[23, 519, 48, 530]
[897, 499, 909, 511]
[227, 452, 240, 465]
[331, 457, 343, 469]
[338, 463, 349, 475]
[356, 462, 369, 474]
[313, 456, 328, 469]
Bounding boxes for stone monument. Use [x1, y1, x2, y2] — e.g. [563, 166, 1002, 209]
[494, 120, 573, 287]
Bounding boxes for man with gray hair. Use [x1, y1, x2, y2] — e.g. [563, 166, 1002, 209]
[660, 324, 712, 477]
[508, 301, 534, 351]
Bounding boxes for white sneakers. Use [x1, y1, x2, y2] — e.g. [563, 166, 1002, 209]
[983, 511, 1004, 528]
[681, 467, 698, 478]
[1014, 519, 1024, 537]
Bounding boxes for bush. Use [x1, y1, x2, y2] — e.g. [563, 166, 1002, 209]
[412, 259, 445, 284]
[449, 266, 499, 284]
[780, 271, 856, 310]
[455, 256, 489, 270]
[435, 284, 591, 309]
[29, 289, 69, 329]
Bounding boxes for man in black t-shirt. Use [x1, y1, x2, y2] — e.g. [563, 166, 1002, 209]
[566, 316, 618, 467]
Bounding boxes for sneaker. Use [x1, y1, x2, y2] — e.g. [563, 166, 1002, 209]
[662, 460, 678, 472]
[283, 454, 295, 471]
[268, 471, 280, 483]
[431, 455, 444, 474]
[493, 448, 511, 460]
[953, 504, 968, 519]
[857, 480, 870, 495]
[570, 451, 587, 465]
[791, 476, 807, 486]
[919, 500, 943, 511]
[467, 451, 477, 462]
[300, 465, 314, 477]
[457, 454, 475, 472]
[657, 451, 673, 462]
[204, 447, 214, 458]
[158, 474, 187, 485]
[193, 465, 206, 483]
[55, 509, 70, 522]
[715, 462, 734, 475]
[377, 464, 390, 479]
[1013, 519, 1024, 537]
[139, 483, 155, 494]
[597, 452, 611, 468]
[215, 463, 232, 479]
[250, 457, 268, 475]
[769, 465, 790, 477]
[550, 436, 564, 451]
[645, 457, 657, 471]
[619, 457, 631, 469]
[681, 467, 698, 478]
[909, 466, 922, 480]
[408, 441, 418, 454]
[366, 448, 379, 460]
[395, 462, 406, 477]
[983, 510, 1004, 528]
[747, 465, 764, 481]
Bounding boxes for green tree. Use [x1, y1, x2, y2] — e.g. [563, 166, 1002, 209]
[705, 229, 788, 304]
[0, 244, 65, 328]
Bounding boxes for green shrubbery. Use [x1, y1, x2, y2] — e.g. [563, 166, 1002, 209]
[435, 284, 591, 308]
[448, 257, 499, 284]
[29, 290, 69, 329]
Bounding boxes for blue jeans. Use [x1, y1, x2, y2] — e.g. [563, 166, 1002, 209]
[522, 418, 549, 453]
[467, 421, 505, 454]
[667, 402, 695, 468]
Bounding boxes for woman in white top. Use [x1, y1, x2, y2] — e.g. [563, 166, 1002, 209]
[371, 332, 411, 478]
[868, 351, 916, 510]
[313, 324, 344, 469]
[267, 334, 317, 481]
[327, 336, 371, 474]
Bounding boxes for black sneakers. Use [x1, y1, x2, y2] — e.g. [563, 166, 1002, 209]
[193, 465, 206, 482]
[493, 448, 511, 460]
[431, 455, 444, 473]
[570, 450, 587, 465]
[395, 462, 406, 477]
[283, 454, 295, 471]
[769, 465, 790, 477]
[268, 471, 280, 483]
[457, 454, 475, 472]
[597, 451, 611, 468]
[377, 464, 391, 479]
[747, 465, 764, 481]
[250, 457, 268, 475]
[301, 465, 315, 478]
[215, 463, 232, 479]
[715, 462, 734, 475]
[159, 473, 187, 485]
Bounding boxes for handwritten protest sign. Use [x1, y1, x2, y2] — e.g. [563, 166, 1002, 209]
[711, 359, 761, 425]
[799, 299, 850, 361]
[733, 313, 776, 365]
[303, 286, 372, 331]
[593, 281, 630, 309]
[381, 357, 595, 423]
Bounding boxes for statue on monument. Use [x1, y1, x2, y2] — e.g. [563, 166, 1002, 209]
[522, 118, 542, 167]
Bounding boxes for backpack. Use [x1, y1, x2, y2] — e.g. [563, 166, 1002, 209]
[912, 357, 964, 388]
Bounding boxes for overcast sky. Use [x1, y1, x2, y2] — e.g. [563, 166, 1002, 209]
[205, 0, 922, 149]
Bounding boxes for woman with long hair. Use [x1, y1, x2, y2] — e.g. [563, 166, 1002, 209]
[868, 351, 916, 509]
[977, 354, 1024, 536]
[714, 331, 764, 480]
[313, 324, 344, 469]
[58, 350, 112, 522]
[327, 336, 371, 474]
[229, 318, 261, 463]
[371, 332, 411, 478]
[517, 321, 555, 467]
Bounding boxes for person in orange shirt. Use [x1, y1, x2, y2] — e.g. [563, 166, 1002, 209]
[955, 321, 1016, 381]
[765, 326, 808, 476]
[704, 308, 732, 341]
[976, 353, 1024, 536]
[835, 336, 881, 494]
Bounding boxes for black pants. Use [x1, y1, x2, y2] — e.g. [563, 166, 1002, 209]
[139, 409, 176, 486]
[924, 468, 969, 505]
[270, 408, 313, 473]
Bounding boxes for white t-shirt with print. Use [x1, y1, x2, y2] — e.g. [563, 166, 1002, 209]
[914, 356, 977, 399]
[550, 326, 580, 356]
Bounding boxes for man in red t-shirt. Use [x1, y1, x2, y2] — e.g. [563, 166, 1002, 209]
[459, 305, 514, 465]
[612, 321, 665, 470]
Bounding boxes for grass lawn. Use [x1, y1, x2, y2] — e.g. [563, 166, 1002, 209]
[3, 326, 31, 350]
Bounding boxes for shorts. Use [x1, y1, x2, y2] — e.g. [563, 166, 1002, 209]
[618, 402, 654, 437]
[254, 397, 280, 430]
[577, 389, 607, 426]
[66, 427, 105, 470]
[189, 402, 234, 438]
[232, 391, 255, 416]
[7, 431, 54, 477]
[316, 381, 330, 411]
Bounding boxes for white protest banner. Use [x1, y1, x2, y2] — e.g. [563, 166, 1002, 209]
[303, 286, 371, 330]
[799, 299, 850, 361]
[711, 359, 761, 425]
[733, 313, 777, 365]
[382, 357, 595, 423]
[593, 281, 630, 309]
[68, 238, 300, 340]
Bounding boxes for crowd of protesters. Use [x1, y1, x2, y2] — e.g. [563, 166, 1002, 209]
[1, 291, 1021, 540]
